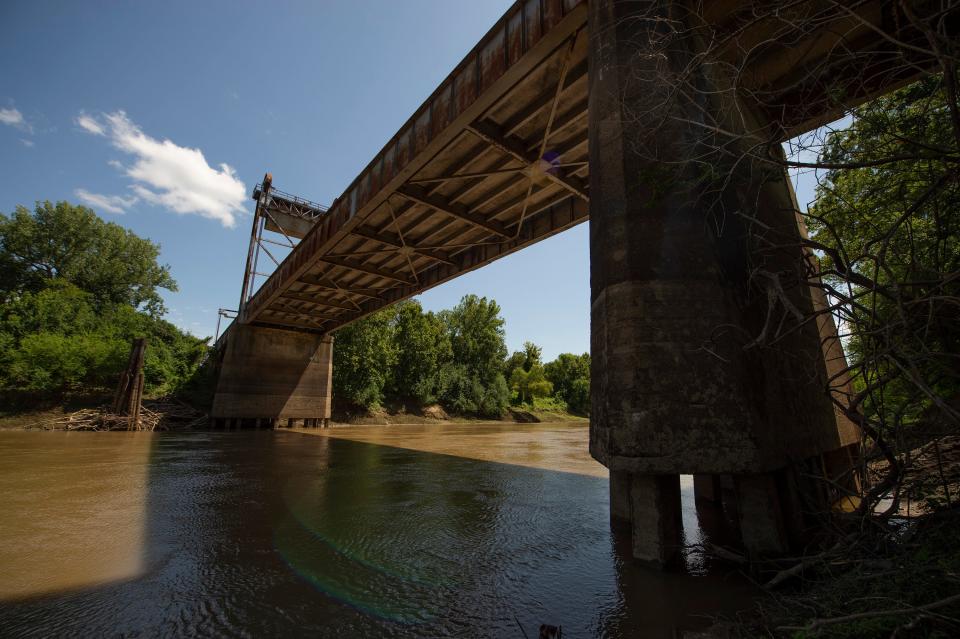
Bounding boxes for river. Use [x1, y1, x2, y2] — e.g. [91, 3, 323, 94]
[0, 423, 755, 638]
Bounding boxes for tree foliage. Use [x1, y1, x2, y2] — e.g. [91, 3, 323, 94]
[443, 294, 508, 386]
[0, 201, 206, 403]
[509, 362, 552, 405]
[332, 307, 397, 408]
[0, 282, 207, 399]
[808, 75, 960, 435]
[0, 201, 177, 315]
[390, 301, 452, 404]
[544, 352, 591, 415]
[332, 294, 513, 418]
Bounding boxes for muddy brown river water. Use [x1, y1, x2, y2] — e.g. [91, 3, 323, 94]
[0, 423, 755, 637]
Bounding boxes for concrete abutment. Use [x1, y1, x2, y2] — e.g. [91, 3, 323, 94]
[211, 324, 333, 427]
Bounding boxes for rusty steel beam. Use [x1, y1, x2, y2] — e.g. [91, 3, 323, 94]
[296, 273, 390, 299]
[394, 186, 512, 239]
[349, 226, 458, 266]
[500, 59, 587, 137]
[317, 255, 417, 286]
[467, 121, 589, 201]
[325, 196, 587, 328]
[253, 313, 331, 333]
[268, 300, 342, 321]
[280, 290, 359, 312]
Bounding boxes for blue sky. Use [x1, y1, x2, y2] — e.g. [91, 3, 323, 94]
[1, 1, 822, 361]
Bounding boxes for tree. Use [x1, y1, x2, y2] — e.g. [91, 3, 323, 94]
[567, 377, 590, 416]
[544, 352, 591, 415]
[332, 308, 397, 408]
[0, 281, 207, 398]
[503, 351, 527, 381]
[390, 301, 452, 404]
[442, 294, 508, 385]
[804, 75, 960, 488]
[436, 295, 510, 417]
[509, 362, 553, 406]
[0, 201, 176, 315]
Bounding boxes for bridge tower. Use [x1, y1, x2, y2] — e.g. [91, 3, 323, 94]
[210, 175, 335, 429]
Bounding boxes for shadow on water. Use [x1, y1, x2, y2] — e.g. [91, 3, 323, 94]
[0, 430, 757, 638]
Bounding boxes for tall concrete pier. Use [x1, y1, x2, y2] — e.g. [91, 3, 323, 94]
[587, 0, 863, 564]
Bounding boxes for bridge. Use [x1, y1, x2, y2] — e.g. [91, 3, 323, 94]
[211, 0, 954, 566]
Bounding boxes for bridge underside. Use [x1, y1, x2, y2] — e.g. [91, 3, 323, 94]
[241, 2, 590, 333]
[213, 0, 955, 566]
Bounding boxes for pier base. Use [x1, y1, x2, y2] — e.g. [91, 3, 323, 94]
[211, 324, 333, 425]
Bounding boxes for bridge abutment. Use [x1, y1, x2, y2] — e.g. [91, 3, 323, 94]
[589, 0, 859, 566]
[211, 324, 333, 427]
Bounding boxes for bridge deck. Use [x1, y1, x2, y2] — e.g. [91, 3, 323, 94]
[240, 0, 941, 334]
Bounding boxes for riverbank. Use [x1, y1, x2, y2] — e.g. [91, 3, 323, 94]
[330, 402, 587, 427]
[0, 400, 587, 431]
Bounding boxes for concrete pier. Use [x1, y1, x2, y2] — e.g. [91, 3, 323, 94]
[588, 0, 858, 565]
[211, 325, 333, 426]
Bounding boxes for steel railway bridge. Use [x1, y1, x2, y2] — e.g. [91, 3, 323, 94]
[210, 0, 956, 565]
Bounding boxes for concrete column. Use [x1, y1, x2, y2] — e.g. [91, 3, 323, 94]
[693, 474, 723, 504]
[609, 470, 632, 522]
[734, 473, 789, 556]
[588, 0, 862, 559]
[212, 325, 333, 424]
[588, 0, 767, 480]
[629, 474, 683, 568]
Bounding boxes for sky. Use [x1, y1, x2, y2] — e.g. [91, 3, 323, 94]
[0, 1, 823, 362]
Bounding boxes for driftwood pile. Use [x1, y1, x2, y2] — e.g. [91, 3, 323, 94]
[28, 338, 208, 431]
[35, 398, 207, 432]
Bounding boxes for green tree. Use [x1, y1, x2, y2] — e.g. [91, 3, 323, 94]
[509, 362, 553, 406]
[808, 75, 960, 431]
[442, 294, 508, 385]
[0, 281, 207, 398]
[567, 377, 590, 416]
[390, 301, 452, 404]
[544, 352, 591, 414]
[0, 201, 176, 315]
[503, 351, 527, 382]
[506, 340, 545, 378]
[438, 295, 510, 417]
[332, 308, 397, 408]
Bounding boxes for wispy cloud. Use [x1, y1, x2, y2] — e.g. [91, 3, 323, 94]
[0, 107, 23, 126]
[76, 110, 246, 227]
[75, 112, 105, 136]
[20, 139, 34, 148]
[0, 107, 33, 133]
[75, 188, 137, 214]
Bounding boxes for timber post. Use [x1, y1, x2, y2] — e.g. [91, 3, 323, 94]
[113, 337, 147, 430]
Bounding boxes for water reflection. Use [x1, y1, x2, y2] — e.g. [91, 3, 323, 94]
[0, 427, 755, 637]
[0, 431, 154, 600]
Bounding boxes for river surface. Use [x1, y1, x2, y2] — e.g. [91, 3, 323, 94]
[0, 423, 755, 638]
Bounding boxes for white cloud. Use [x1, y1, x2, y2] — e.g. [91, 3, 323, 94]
[75, 112, 105, 135]
[20, 139, 34, 148]
[0, 107, 24, 126]
[0, 107, 33, 133]
[74, 188, 138, 214]
[76, 110, 246, 227]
